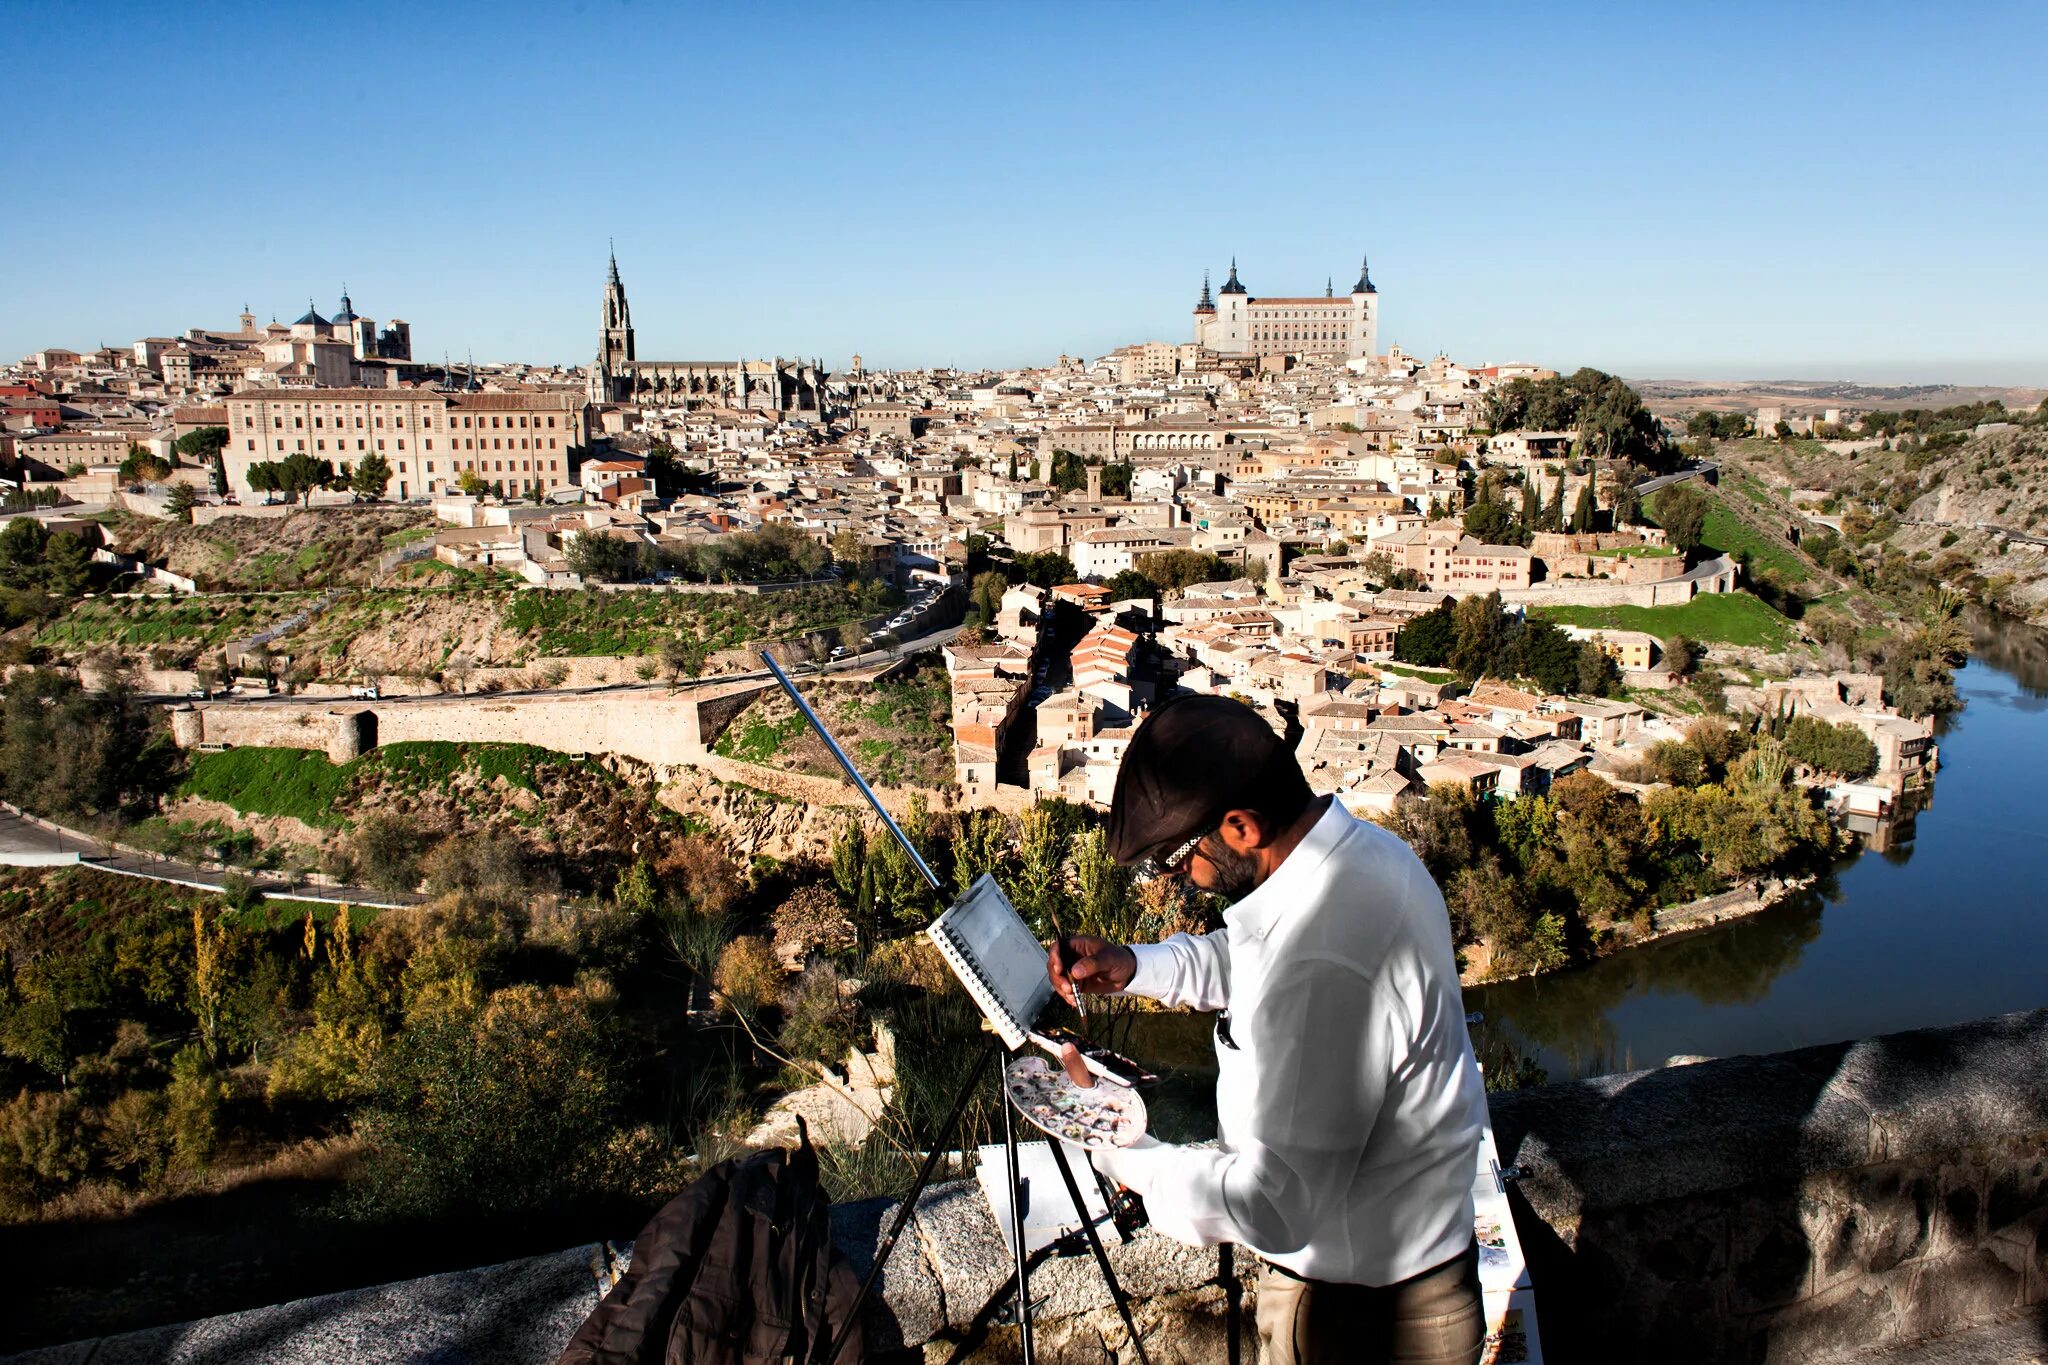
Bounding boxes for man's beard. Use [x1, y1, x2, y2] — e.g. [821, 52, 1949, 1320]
[1203, 844, 1262, 902]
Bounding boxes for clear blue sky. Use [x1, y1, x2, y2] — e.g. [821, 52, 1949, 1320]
[4, 1, 2044, 384]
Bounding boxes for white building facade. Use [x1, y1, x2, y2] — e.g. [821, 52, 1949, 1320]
[1193, 257, 1379, 362]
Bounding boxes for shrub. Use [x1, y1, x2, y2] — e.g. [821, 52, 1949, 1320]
[420, 831, 528, 906]
[352, 812, 423, 893]
[350, 982, 624, 1219]
[867, 936, 954, 995]
[713, 936, 781, 1013]
[166, 1043, 226, 1169]
[771, 884, 857, 962]
[0, 1088, 90, 1193]
[779, 962, 859, 1066]
[100, 1089, 173, 1184]
[655, 833, 744, 917]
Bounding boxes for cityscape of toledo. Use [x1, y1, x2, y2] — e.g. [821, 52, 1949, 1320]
[1, 6, 2042, 1364]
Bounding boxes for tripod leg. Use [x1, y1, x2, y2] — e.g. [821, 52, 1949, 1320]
[1048, 1140, 1154, 1365]
[812, 1042, 996, 1365]
[1000, 1049, 1035, 1364]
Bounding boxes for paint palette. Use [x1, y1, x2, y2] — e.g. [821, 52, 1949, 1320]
[1002, 1055, 1148, 1150]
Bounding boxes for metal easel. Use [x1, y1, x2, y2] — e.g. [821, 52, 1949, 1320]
[760, 652, 1151, 1365]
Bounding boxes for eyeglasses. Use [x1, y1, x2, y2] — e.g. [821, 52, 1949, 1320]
[1149, 819, 1220, 878]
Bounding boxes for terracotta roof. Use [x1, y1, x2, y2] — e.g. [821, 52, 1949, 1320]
[228, 388, 442, 402]
[451, 392, 581, 411]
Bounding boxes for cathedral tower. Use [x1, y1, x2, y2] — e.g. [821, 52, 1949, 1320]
[600, 246, 635, 371]
[592, 246, 635, 403]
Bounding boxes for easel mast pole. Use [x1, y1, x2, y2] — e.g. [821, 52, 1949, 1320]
[762, 652, 943, 891]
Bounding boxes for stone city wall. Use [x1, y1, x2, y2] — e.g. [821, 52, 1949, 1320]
[1539, 550, 1689, 585]
[174, 684, 777, 769]
[1501, 554, 1738, 609]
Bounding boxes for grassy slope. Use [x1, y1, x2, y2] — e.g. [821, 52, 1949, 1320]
[1700, 498, 1811, 586]
[36, 597, 299, 650]
[712, 661, 955, 787]
[112, 508, 435, 591]
[503, 585, 872, 656]
[180, 741, 601, 827]
[1534, 592, 1794, 649]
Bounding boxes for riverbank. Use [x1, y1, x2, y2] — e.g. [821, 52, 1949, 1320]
[1460, 872, 1820, 987]
[1469, 629, 2048, 1084]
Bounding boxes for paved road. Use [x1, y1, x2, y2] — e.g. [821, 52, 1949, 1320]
[1900, 517, 2048, 549]
[144, 623, 966, 709]
[0, 807, 424, 908]
[1635, 461, 1720, 496]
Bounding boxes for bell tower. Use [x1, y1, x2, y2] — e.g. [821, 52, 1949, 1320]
[592, 244, 635, 402]
[600, 244, 635, 371]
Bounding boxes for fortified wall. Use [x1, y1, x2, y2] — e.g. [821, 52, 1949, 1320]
[1502, 553, 1740, 609]
[168, 681, 774, 771]
[18, 1008, 2044, 1364]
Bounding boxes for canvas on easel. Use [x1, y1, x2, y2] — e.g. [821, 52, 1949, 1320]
[927, 873, 1054, 1050]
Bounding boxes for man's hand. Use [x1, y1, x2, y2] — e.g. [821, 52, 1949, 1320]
[1048, 934, 1136, 1007]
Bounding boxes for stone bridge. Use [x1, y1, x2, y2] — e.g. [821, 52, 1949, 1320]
[12, 1007, 2043, 1363]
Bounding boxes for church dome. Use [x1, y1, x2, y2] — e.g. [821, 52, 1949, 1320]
[333, 289, 359, 323]
[293, 299, 329, 326]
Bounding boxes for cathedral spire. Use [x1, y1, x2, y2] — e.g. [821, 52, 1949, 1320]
[607, 239, 621, 285]
[1195, 270, 1215, 313]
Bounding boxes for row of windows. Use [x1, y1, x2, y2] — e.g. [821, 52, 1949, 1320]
[236, 456, 560, 479]
[246, 412, 562, 431]
[244, 437, 565, 454]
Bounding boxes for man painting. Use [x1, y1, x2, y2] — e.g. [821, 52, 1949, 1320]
[1048, 695, 1487, 1365]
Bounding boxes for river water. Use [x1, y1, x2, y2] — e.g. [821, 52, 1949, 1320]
[1468, 611, 2048, 1083]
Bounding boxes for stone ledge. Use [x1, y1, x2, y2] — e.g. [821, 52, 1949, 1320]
[1489, 1006, 2048, 1226]
[1, 1244, 605, 1365]
[1488, 1006, 2048, 1363]
[3, 1180, 1232, 1364]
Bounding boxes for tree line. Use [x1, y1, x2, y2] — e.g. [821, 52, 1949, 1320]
[244, 452, 392, 507]
[1395, 592, 1623, 697]
[1394, 719, 1835, 976]
[1481, 368, 1675, 471]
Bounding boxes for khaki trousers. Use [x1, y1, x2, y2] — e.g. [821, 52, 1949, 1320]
[1254, 1242, 1483, 1365]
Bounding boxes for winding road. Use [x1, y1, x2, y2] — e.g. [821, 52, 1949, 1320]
[0, 805, 424, 908]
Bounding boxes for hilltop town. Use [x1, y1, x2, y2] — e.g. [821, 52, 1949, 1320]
[3, 251, 1962, 842]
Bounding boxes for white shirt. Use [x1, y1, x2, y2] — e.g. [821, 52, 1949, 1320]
[1094, 799, 1486, 1286]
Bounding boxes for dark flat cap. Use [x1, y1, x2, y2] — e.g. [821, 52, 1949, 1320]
[1107, 695, 1294, 866]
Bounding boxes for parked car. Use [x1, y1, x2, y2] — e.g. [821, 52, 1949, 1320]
[351, 684, 380, 699]
[186, 687, 211, 700]
[830, 645, 850, 659]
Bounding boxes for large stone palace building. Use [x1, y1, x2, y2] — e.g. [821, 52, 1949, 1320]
[586, 251, 827, 416]
[1193, 256, 1379, 362]
[221, 387, 587, 501]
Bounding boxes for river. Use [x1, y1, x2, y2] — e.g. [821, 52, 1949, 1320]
[1467, 610, 2048, 1083]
